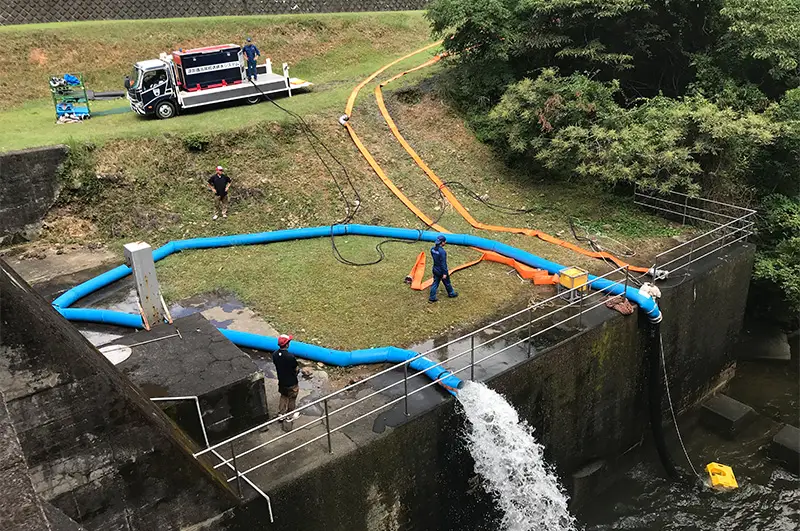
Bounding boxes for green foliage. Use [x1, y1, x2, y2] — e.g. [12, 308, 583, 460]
[429, 0, 800, 318]
[720, 0, 800, 83]
[486, 72, 779, 193]
[182, 132, 211, 152]
[753, 195, 800, 315]
[57, 140, 102, 203]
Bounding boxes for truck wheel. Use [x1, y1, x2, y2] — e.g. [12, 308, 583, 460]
[246, 96, 261, 105]
[155, 101, 176, 119]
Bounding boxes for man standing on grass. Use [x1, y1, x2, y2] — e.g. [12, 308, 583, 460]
[429, 235, 458, 302]
[243, 37, 260, 82]
[207, 165, 231, 220]
[273, 334, 300, 432]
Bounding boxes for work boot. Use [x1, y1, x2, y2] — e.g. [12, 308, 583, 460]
[428, 298, 438, 303]
[212, 214, 218, 220]
[448, 292, 459, 298]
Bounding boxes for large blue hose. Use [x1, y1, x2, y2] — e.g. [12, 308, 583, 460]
[52, 224, 661, 393]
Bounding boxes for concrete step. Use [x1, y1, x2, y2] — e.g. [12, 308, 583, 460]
[701, 394, 756, 438]
[770, 424, 800, 474]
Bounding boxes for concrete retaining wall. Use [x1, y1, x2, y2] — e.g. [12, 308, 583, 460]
[0, 259, 241, 530]
[242, 243, 755, 530]
[1, 1, 428, 25]
[0, 146, 66, 245]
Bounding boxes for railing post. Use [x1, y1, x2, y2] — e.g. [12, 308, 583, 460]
[623, 266, 630, 301]
[470, 335, 475, 381]
[230, 442, 243, 498]
[578, 289, 585, 328]
[324, 399, 333, 453]
[526, 307, 532, 359]
[403, 361, 410, 417]
[682, 194, 689, 225]
[652, 255, 658, 282]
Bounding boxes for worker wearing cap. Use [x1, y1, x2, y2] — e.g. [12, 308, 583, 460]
[429, 235, 458, 302]
[273, 334, 299, 432]
[207, 165, 231, 220]
[243, 37, 261, 82]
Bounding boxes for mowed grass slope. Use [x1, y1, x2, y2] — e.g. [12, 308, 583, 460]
[0, 12, 434, 151]
[4, 14, 683, 350]
[43, 87, 682, 350]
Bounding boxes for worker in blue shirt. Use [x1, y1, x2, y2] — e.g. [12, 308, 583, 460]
[243, 37, 261, 82]
[429, 235, 459, 302]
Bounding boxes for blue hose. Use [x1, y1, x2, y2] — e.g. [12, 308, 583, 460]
[52, 224, 661, 393]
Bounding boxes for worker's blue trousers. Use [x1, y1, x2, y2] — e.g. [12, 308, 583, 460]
[246, 60, 257, 80]
[429, 273, 455, 301]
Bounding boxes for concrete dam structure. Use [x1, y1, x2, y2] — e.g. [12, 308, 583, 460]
[1, 220, 755, 530]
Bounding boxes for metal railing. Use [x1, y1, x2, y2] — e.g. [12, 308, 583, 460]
[193, 265, 633, 486]
[151, 396, 274, 523]
[184, 186, 754, 520]
[633, 186, 757, 277]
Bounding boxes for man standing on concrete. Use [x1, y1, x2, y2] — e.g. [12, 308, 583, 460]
[429, 235, 458, 302]
[207, 165, 231, 220]
[243, 37, 261, 82]
[273, 334, 299, 432]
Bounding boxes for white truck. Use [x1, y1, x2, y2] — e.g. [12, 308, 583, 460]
[124, 43, 312, 119]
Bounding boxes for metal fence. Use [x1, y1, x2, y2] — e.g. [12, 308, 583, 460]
[181, 187, 754, 517]
[1, 0, 429, 25]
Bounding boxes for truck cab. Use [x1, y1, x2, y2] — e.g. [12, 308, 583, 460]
[125, 59, 179, 118]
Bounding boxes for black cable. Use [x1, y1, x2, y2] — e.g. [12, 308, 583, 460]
[248, 80, 360, 223]
[250, 80, 439, 268]
[439, 181, 538, 215]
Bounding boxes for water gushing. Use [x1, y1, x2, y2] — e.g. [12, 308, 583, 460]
[457, 381, 577, 531]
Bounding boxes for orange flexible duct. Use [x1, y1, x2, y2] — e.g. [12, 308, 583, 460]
[373, 56, 650, 274]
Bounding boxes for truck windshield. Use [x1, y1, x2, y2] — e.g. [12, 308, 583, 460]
[130, 67, 143, 89]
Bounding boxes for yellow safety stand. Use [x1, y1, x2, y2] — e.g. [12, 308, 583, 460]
[706, 462, 738, 490]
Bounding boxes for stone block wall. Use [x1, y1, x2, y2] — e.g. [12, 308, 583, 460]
[0, 146, 67, 246]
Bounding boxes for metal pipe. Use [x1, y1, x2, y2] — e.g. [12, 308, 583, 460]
[126, 333, 180, 348]
[150, 396, 209, 449]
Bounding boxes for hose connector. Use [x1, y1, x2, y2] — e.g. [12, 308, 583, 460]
[648, 267, 670, 280]
[338, 114, 350, 126]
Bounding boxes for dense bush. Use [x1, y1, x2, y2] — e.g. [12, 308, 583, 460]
[428, 0, 800, 318]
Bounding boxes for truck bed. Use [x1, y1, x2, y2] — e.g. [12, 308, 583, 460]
[179, 72, 312, 108]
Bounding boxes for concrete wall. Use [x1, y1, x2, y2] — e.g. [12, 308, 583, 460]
[1, 1, 428, 25]
[0, 146, 66, 246]
[0, 259, 241, 530]
[242, 243, 755, 530]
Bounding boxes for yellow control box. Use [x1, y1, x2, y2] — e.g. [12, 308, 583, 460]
[559, 267, 589, 292]
[706, 462, 738, 490]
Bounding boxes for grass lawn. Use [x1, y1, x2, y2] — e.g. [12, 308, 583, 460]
[3, 13, 686, 351]
[0, 12, 436, 151]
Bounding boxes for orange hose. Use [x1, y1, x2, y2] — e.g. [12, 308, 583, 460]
[373, 56, 650, 274]
[343, 42, 447, 232]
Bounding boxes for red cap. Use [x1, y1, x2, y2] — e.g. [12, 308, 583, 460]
[278, 334, 293, 347]
[216, 165, 223, 171]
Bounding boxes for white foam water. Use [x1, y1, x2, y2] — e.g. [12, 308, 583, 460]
[457, 381, 577, 531]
